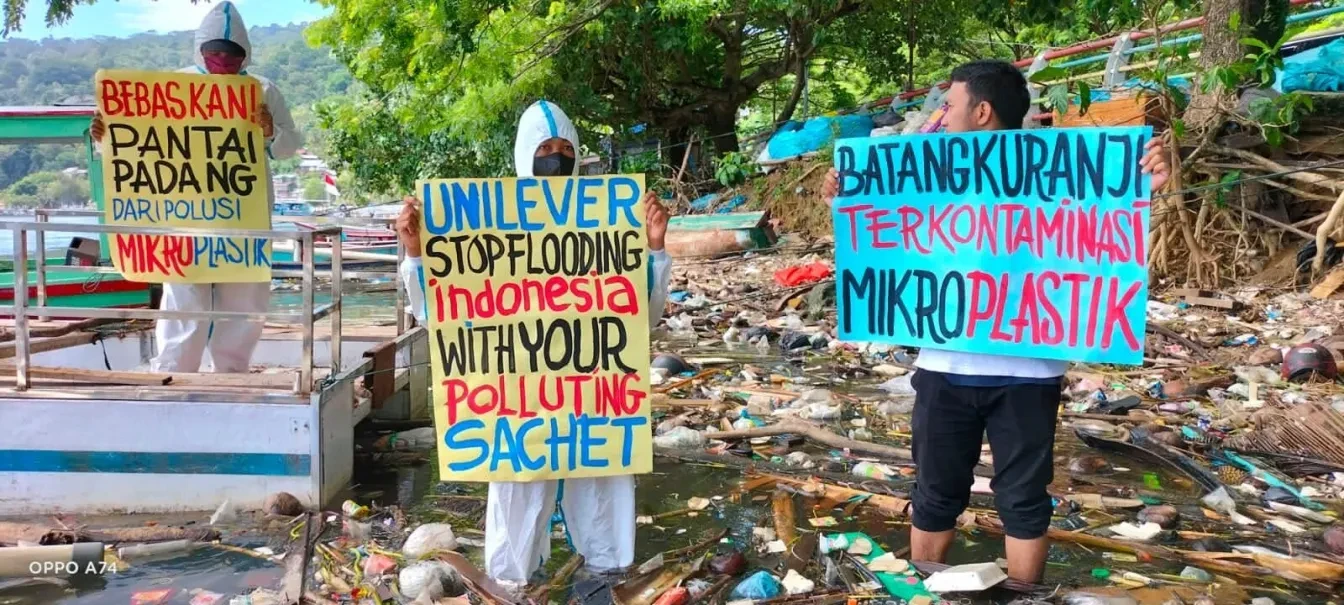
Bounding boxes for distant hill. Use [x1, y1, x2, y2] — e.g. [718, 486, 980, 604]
[0, 23, 350, 192]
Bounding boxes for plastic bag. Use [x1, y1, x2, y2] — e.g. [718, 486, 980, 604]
[730, 571, 782, 601]
[653, 426, 705, 450]
[403, 523, 457, 558]
[878, 375, 916, 396]
[364, 553, 398, 577]
[781, 569, 815, 596]
[852, 461, 894, 480]
[399, 560, 463, 601]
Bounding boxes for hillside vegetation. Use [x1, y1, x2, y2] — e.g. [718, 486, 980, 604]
[0, 23, 350, 206]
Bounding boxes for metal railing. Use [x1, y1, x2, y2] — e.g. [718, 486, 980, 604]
[30, 208, 411, 336]
[0, 215, 366, 394]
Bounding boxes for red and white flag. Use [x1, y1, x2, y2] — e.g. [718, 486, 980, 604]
[323, 171, 340, 196]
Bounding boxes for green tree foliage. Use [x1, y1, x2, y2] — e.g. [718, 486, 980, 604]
[0, 23, 350, 187]
[1, 170, 89, 207]
[301, 172, 327, 200]
[313, 94, 513, 198]
[308, 0, 910, 194]
[307, 0, 1211, 196]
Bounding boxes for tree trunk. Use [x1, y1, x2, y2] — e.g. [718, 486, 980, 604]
[774, 63, 809, 126]
[707, 104, 741, 156]
[665, 126, 692, 177]
[1187, 0, 1289, 130]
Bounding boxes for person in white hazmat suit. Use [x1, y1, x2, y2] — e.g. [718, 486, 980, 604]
[395, 100, 673, 587]
[91, 0, 301, 373]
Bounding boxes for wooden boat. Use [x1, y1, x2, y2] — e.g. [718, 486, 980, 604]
[0, 318, 430, 514]
[664, 211, 778, 258]
[0, 265, 151, 314]
[0, 107, 155, 317]
[0, 244, 153, 319]
[270, 220, 399, 270]
[0, 217, 429, 515]
[289, 221, 398, 246]
[273, 201, 316, 216]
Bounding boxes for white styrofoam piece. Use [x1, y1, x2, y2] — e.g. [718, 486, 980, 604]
[922, 562, 1008, 593]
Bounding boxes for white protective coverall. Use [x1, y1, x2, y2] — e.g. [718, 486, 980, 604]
[150, 1, 301, 373]
[399, 100, 673, 584]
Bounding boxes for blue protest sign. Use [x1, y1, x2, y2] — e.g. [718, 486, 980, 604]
[832, 127, 1153, 365]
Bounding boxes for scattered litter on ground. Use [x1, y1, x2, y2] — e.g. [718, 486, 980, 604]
[10, 231, 1344, 605]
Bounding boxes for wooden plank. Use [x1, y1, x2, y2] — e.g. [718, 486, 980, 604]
[0, 383, 307, 400]
[261, 323, 399, 341]
[0, 364, 169, 386]
[1312, 266, 1344, 299]
[1056, 95, 1155, 128]
[0, 365, 317, 391]
[167, 370, 327, 390]
[0, 332, 96, 359]
[279, 513, 323, 605]
[362, 338, 396, 407]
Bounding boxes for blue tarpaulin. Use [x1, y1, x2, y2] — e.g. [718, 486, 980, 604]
[1277, 38, 1344, 93]
[767, 115, 875, 161]
[690, 193, 747, 214]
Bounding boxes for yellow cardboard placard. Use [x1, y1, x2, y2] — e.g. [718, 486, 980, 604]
[418, 175, 652, 482]
[95, 69, 272, 283]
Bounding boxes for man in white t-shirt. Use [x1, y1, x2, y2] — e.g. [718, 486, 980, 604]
[822, 60, 1170, 582]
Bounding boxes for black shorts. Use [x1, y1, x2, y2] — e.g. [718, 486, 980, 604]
[910, 369, 1061, 539]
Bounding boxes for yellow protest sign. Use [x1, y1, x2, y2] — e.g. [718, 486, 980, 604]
[95, 69, 272, 283]
[418, 175, 652, 482]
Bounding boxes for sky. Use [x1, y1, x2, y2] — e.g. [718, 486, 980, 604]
[10, 0, 328, 40]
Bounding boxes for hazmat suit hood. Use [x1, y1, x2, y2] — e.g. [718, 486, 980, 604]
[514, 100, 580, 177]
[192, 1, 253, 72]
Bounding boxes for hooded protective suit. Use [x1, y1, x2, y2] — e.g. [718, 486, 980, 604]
[150, 1, 301, 373]
[399, 100, 672, 584]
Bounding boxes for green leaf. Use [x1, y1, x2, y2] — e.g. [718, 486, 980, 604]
[1172, 119, 1186, 140]
[1046, 84, 1071, 116]
[1229, 10, 1241, 32]
[1170, 87, 1190, 111]
[1240, 37, 1271, 51]
[1077, 81, 1092, 116]
[1029, 66, 1067, 84]
[1264, 127, 1284, 148]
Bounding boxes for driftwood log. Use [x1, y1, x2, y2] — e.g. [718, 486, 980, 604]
[278, 513, 323, 605]
[707, 419, 913, 461]
[0, 521, 219, 546]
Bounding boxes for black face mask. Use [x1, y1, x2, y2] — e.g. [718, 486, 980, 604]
[533, 153, 575, 177]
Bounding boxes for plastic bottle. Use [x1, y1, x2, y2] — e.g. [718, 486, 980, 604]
[342, 500, 371, 519]
[375, 427, 436, 451]
[118, 539, 196, 559]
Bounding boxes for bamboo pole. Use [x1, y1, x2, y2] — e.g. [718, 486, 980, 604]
[708, 419, 913, 460]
